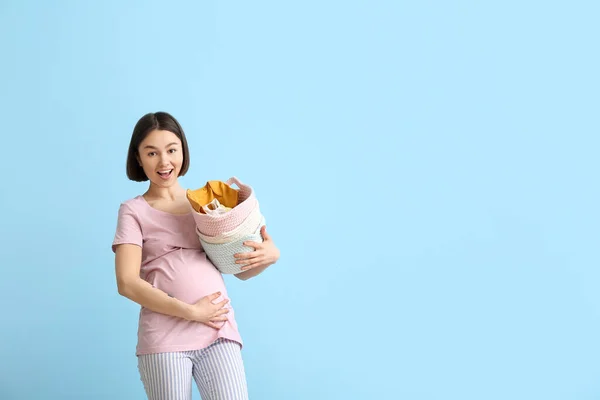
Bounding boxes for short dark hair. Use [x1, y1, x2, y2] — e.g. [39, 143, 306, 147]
[126, 112, 190, 182]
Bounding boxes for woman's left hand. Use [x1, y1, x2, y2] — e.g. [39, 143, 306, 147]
[234, 226, 280, 271]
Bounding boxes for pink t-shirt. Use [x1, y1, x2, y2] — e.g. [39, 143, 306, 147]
[111, 195, 243, 356]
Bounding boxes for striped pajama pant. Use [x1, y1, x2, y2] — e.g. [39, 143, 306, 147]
[137, 339, 248, 400]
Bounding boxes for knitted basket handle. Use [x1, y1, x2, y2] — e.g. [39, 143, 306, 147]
[225, 176, 243, 188]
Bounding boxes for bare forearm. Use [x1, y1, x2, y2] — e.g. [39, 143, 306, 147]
[235, 264, 270, 280]
[118, 279, 192, 320]
[232, 231, 279, 280]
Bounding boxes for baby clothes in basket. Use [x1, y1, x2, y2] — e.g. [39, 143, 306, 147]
[186, 177, 266, 274]
[202, 198, 232, 216]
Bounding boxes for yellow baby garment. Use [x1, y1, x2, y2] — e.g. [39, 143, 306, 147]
[186, 180, 239, 213]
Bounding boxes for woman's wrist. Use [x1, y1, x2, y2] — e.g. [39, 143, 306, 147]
[177, 300, 195, 321]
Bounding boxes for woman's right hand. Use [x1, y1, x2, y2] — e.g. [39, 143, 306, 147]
[189, 292, 230, 329]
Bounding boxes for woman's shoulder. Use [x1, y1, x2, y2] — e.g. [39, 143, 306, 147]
[117, 195, 145, 213]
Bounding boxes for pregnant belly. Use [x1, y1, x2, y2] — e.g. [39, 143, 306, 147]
[142, 249, 229, 304]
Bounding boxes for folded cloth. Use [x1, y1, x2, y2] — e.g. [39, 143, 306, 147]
[187, 180, 239, 214]
[201, 198, 232, 216]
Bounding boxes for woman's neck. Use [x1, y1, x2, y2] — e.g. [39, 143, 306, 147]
[144, 181, 186, 201]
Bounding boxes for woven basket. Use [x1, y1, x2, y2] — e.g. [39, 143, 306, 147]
[188, 177, 257, 237]
[201, 217, 266, 274]
[197, 202, 264, 245]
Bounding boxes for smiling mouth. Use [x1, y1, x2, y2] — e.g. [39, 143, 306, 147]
[157, 169, 173, 179]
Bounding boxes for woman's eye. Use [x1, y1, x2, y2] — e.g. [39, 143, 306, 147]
[169, 149, 177, 153]
[148, 152, 156, 157]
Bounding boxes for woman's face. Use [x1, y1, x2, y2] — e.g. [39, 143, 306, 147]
[137, 129, 184, 187]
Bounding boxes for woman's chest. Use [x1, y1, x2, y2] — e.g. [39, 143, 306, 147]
[141, 216, 201, 254]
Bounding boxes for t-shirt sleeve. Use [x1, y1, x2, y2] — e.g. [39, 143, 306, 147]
[112, 203, 143, 253]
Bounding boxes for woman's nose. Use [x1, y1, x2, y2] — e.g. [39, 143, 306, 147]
[158, 156, 170, 167]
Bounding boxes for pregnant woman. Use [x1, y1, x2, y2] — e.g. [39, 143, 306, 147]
[112, 111, 280, 399]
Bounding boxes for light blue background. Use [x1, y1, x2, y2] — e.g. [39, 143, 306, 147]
[1, 1, 599, 399]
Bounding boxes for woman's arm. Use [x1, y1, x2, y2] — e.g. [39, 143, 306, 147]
[115, 244, 228, 328]
[233, 226, 280, 281]
[234, 264, 271, 281]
